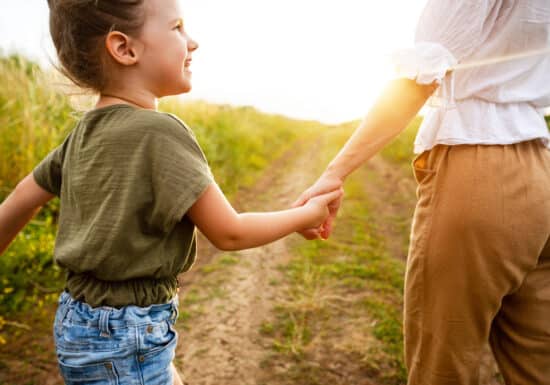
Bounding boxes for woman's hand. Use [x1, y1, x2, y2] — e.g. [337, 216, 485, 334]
[292, 172, 344, 240]
[302, 188, 344, 231]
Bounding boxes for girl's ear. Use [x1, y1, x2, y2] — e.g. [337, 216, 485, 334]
[105, 31, 140, 66]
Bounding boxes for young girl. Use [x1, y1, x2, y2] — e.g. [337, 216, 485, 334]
[0, 0, 342, 384]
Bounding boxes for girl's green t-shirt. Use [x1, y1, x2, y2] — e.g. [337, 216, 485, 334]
[32, 104, 214, 308]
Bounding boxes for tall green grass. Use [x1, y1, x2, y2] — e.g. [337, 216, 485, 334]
[0, 55, 76, 200]
[0, 56, 74, 328]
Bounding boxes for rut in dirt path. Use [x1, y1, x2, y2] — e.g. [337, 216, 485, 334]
[174, 138, 325, 385]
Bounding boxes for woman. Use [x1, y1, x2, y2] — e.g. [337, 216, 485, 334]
[295, 1, 550, 384]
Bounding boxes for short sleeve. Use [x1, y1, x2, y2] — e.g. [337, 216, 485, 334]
[392, 0, 502, 84]
[150, 114, 214, 229]
[32, 131, 73, 197]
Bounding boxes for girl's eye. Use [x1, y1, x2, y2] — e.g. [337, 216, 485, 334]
[174, 22, 184, 31]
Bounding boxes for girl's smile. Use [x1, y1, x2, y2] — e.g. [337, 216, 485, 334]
[184, 58, 193, 74]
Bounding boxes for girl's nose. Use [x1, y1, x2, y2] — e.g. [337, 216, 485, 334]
[188, 35, 199, 52]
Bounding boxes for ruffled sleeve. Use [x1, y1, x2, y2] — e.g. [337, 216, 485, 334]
[392, 42, 458, 85]
[392, 0, 502, 84]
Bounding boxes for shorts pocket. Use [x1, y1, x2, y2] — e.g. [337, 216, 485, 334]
[141, 319, 177, 355]
[58, 360, 119, 385]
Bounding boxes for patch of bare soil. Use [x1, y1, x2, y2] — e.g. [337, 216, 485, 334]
[174, 139, 324, 385]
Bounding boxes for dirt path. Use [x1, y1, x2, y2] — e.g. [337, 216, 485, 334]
[174, 139, 322, 385]
[360, 156, 417, 260]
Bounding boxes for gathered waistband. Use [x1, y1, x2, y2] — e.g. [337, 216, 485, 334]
[65, 271, 179, 308]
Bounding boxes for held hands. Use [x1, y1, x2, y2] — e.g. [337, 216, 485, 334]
[302, 188, 344, 231]
[292, 172, 345, 240]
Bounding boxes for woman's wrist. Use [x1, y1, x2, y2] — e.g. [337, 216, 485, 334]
[323, 163, 346, 184]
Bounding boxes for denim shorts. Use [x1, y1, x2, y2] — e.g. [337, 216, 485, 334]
[53, 290, 179, 385]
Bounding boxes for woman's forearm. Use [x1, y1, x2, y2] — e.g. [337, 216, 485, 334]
[325, 78, 437, 180]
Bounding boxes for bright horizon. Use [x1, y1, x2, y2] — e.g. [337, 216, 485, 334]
[0, 0, 426, 124]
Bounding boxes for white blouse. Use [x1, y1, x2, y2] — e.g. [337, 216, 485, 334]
[393, 0, 550, 154]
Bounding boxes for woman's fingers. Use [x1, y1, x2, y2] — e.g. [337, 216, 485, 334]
[320, 194, 343, 239]
[292, 173, 344, 208]
[320, 213, 335, 239]
[298, 228, 322, 240]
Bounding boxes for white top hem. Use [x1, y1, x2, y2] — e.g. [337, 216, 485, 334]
[414, 135, 550, 154]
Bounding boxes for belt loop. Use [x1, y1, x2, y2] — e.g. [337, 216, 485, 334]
[170, 305, 179, 323]
[60, 304, 71, 324]
[55, 302, 72, 335]
[99, 308, 112, 338]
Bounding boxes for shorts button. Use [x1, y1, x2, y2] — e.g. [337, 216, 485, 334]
[104, 362, 112, 369]
[139, 355, 145, 363]
[146, 325, 154, 333]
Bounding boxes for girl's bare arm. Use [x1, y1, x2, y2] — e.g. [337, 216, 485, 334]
[0, 174, 55, 255]
[187, 183, 342, 251]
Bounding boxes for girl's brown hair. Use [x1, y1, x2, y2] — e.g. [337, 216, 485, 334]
[47, 0, 146, 93]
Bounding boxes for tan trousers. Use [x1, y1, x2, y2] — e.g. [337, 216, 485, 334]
[405, 139, 550, 385]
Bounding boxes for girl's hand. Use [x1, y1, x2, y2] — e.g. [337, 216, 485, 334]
[0, 173, 55, 256]
[301, 188, 344, 233]
[292, 172, 344, 240]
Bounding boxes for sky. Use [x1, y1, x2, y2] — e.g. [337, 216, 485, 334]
[0, 0, 426, 124]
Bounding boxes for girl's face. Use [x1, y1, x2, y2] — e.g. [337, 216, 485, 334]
[137, 0, 198, 97]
